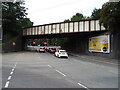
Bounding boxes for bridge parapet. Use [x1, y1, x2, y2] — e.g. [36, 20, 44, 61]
[23, 19, 106, 36]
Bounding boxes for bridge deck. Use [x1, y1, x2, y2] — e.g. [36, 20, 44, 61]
[23, 19, 106, 36]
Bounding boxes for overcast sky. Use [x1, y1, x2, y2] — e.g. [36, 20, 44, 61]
[24, 0, 109, 25]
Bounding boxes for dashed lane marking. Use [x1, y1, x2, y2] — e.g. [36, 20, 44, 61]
[4, 63, 17, 88]
[47, 64, 89, 89]
[48, 65, 66, 76]
[12, 69, 15, 72]
[10, 71, 13, 75]
[8, 76, 12, 81]
[4, 81, 10, 88]
[56, 70, 66, 77]
[78, 83, 90, 90]
[48, 65, 52, 68]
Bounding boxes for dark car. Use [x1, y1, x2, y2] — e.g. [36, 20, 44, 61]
[49, 48, 56, 53]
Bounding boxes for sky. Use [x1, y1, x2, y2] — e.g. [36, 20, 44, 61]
[24, 0, 109, 25]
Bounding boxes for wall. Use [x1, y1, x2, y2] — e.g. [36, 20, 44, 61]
[2, 36, 22, 52]
[75, 36, 88, 53]
[111, 33, 120, 59]
[74, 33, 120, 59]
[0, 40, 2, 53]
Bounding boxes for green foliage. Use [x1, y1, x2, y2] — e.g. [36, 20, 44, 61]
[64, 13, 85, 22]
[64, 9, 101, 21]
[2, 2, 33, 38]
[84, 16, 91, 20]
[71, 13, 85, 21]
[30, 38, 70, 47]
[91, 8, 101, 19]
[19, 18, 33, 28]
[64, 19, 70, 22]
[100, 2, 120, 33]
[55, 38, 70, 47]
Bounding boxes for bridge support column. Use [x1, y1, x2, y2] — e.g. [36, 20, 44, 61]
[75, 36, 89, 54]
[66, 36, 89, 54]
[22, 37, 27, 50]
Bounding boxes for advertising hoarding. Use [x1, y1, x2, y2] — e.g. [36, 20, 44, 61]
[89, 35, 110, 53]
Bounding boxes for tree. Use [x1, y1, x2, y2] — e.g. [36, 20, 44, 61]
[64, 13, 87, 22]
[2, 2, 33, 37]
[19, 18, 33, 28]
[84, 16, 91, 20]
[64, 19, 70, 22]
[91, 8, 101, 19]
[100, 2, 120, 33]
[71, 13, 85, 21]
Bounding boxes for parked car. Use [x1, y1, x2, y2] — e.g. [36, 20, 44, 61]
[49, 48, 56, 53]
[45, 48, 50, 52]
[45, 46, 61, 52]
[39, 47, 45, 52]
[55, 50, 68, 58]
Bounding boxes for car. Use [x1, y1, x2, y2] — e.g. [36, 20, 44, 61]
[45, 48, 50, 52]
[55, 50, 68, 58]
[39, 47, 45, 52]
[49, 48, 56, 53]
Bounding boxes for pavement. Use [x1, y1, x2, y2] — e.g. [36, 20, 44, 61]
[69, 52, 118, 65]
[0, 40, 2, 90]
[0, 40, 2, 53]
[2, 51, 118, 89]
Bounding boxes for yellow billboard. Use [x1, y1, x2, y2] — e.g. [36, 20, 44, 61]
[89, 35, 110, 53]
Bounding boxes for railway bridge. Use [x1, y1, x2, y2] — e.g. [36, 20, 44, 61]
[22, 19, 106, 38]
[4, 19, 120, 59]
[22, 19, 119, 59]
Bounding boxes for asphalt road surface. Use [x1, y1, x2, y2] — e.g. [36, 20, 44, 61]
[2, 51, 118, 89]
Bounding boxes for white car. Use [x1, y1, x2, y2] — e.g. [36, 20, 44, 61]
[39, 47, 45, 52]
[55, 50, 68, 58]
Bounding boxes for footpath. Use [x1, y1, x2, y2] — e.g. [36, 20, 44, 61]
[69, 52, 118, 65]
[0, 40, 2, 53]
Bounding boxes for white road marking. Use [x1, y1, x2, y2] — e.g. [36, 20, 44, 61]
[4, 63, 17, 88]
[48, 65, 52, 68]
[10, 71, 13, 75]
[78, 83, 89, 90]
[4, 81, 10, 88]
[12, 69, 15, 72]
[13, 64, 16, 69]
[13, 63, 17, 68]
[56, 70, 66, 76]
[8, 76, 12, 80]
